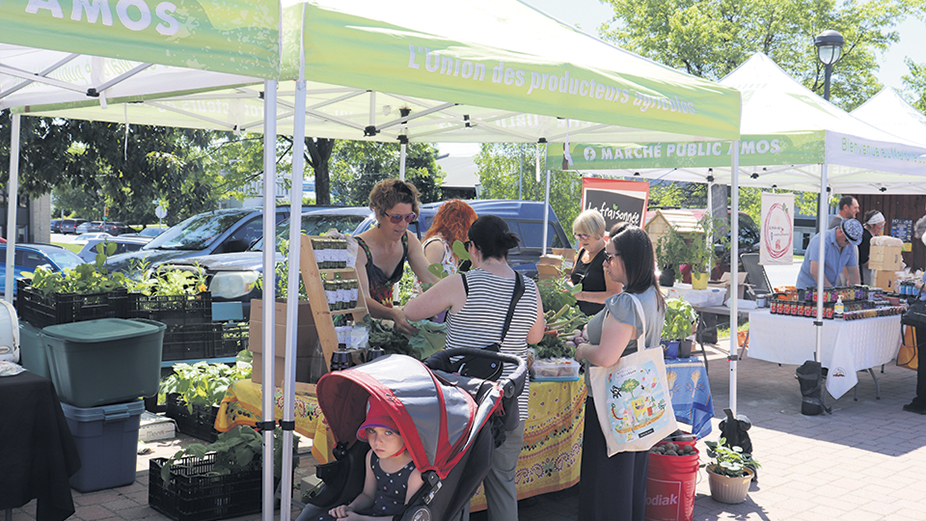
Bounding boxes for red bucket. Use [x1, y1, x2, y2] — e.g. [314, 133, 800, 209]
[645, 442, 699, 521]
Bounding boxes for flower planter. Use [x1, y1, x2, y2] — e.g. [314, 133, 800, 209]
[16, 279, 131, 328]
[165, 394, 219, 442]
[149, 453, 264, 521]
[706, 466, 754, 504]
[691, 272, 709, 290]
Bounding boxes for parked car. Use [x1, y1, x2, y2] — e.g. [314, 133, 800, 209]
[77, 236, 150, 263]
[101, 222, 134, 236]
[75, 221, 104, 234]
[161, 207, 370, 313]
[74, 232, 113, 244]
[353, 199, 572, 278]
[104, 206, 317, 274]
[59, 218, 88, 234]
[50, 220, 62, 233]
[0, 243, 84, 295]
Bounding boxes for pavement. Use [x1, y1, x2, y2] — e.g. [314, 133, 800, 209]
[8, 338, 926, 521]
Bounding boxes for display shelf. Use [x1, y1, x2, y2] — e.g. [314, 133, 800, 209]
[299, 235, 369, 376]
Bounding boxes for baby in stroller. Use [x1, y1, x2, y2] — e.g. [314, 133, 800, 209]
[298, 350, 526, 521]
[315, 400, 424, 520]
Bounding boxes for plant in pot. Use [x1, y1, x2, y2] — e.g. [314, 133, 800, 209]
[688, 216, 728, 290]
[655, 227, 690, 287]
[662, 298, 697, 359]
[161, 351, 252, 441]
[703, 437, 761, 504]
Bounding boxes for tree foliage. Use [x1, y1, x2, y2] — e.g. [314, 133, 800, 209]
[474, 144, 583, 230]
[598, 0, 922, 111]
[329, 141, 445, 207]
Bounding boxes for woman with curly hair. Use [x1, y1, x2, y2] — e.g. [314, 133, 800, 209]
[422, 200, 478, 277]
[356, 179, 439, 336]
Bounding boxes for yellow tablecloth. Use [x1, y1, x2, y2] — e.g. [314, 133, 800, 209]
[214, 380, 335, 464]
[214, 378, 587, 509]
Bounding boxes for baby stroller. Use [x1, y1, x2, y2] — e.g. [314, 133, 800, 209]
[304, 348, 527, 521]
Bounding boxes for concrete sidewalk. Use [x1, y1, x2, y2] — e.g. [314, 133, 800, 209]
[8, 340, 926, 521]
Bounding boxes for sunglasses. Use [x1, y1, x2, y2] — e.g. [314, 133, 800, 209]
[604, 252, 620, 263]
[463, 240, 472, 250]
[574, 233, 590, 240]
[384, 212, 417, 224]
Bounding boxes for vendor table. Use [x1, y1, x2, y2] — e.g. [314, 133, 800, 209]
[747, 309, 902, 399]
[0, 371, 81, 521]
[215, 379, 587, 511]
[665, 357, 714, 439]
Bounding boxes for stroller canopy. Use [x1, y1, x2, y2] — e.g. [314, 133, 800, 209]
[316, 354, 503, 478]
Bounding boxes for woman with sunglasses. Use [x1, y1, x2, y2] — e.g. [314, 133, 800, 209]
[570, 209, 622, 315]
[574, 223, 666, 521]
[356, 179, 438, 336]
[404, 215, 545, 521]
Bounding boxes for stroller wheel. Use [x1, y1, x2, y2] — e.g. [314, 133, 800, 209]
[402, 505, 432, 521]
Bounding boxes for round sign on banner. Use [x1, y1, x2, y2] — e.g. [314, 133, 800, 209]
[763, 202, 792, 259]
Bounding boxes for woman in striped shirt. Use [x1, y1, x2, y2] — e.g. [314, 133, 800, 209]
[405, 215, 545, 521]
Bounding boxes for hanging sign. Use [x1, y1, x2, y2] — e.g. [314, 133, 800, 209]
[580, 178, 650, 233]
[760, 193, 794, 265]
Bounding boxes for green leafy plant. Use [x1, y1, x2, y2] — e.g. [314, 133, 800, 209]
[26, 242, 130, 295]
[160, 351, 252, 412]
[689, 216, 728, 274]
[160, 425, 298, 483]
[253, 239, 309, 300]
[703, 437, 760, 478]
[662, 298, 697, 341]
[536, 273, 580, 313]
[655, 227, 691, 281]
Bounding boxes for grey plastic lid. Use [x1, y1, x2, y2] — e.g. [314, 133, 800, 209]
[60, 398, 145, 421]
[42, 318, 165, 343]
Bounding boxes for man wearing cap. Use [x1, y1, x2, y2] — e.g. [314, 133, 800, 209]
[858, 210, 886, 285]
[796, 218, 862, 289]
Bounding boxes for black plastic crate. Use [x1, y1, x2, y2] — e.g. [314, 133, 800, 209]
[162, 323, 218, 361]
[149, 453, 262, 521]
[213, 322, 249, 358]
[130, 293, 212, 326]
[16, 279, 131, 328]
[166, 394, 219, 442]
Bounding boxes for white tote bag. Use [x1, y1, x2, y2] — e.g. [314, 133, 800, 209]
[588, 294, 677, 456]
[0, 300, 20, 363]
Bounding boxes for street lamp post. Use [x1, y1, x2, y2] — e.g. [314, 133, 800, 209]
[814, 29, 845, 101]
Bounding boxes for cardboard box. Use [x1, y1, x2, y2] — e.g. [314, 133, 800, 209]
[869, 245, 903, 271]
[249, 299, 317, 357]
[871, 270, 897, 292]
[710, 272, 747, 301]
[139, 411, 176, 442]
[551, 248, 577, 270]
[537, 263, 561, 280]
[251, 354, 313, 387]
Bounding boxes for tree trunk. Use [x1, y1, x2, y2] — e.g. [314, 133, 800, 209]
[306, 138, 335, 205]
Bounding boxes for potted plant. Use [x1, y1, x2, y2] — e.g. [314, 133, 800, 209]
[703, 437, 760, 504]
[149, 425, 298, 521]
[688, 216, 727, 290]
[662, 299, 697, 359]
[161, 352, 252, 441]
[655, 227, 690, 287]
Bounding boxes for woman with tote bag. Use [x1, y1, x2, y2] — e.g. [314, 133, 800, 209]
[574, 224, 668, 521]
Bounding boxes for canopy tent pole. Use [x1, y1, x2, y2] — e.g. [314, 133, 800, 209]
[3, 113, 19, 303]
[399, 140, 407, 181]
[729, 143, 740, 416]
[815, 162, 829, 366]
[261, 79, 278, 521]
[542, 168, 551, 257]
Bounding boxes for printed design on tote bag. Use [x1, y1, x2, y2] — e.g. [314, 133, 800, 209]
[607, 360, 670, 441]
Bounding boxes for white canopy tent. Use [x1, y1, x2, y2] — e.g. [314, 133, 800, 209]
[2, 2, 746, 518]
[852, 87, 926, 147]
[548, 53, 926, 417]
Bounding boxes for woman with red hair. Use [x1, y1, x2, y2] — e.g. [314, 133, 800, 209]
[421, 200, 478, 277]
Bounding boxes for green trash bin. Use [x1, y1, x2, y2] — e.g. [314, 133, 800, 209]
[42, 318, 166, 408]
[20, 322, 50, 380]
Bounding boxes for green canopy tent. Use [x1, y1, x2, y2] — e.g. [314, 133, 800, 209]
[547, 53, 926, 417]
[3, 1, 745, 517]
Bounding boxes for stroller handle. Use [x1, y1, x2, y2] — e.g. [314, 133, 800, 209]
[425, 347, 527, 399]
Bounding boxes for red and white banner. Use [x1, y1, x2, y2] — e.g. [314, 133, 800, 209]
[760, 193, 794, 265]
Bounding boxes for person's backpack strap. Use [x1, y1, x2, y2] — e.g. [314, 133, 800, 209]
[499, 273, 525, 344]
[462, 272, 469, 296]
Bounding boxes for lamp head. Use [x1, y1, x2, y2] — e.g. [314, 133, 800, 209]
[815, 30, 845, 65]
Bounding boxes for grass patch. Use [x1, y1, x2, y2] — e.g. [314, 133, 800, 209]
[717, 320, 749, 339]
[54, 242, 83, 254]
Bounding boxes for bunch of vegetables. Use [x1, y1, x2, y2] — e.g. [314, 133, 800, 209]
[366, 317, 446, 360]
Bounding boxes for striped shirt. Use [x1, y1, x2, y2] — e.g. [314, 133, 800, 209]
[445, 269, 539, 420]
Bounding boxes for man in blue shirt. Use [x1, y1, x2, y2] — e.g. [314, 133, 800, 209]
[796, 218, 862, 289]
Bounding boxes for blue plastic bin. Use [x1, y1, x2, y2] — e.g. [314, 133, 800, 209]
[42, 318, 165, 407]
[60, 399, 145, 492]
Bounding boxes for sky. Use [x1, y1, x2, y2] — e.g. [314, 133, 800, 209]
[441, 0, 926, 156]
